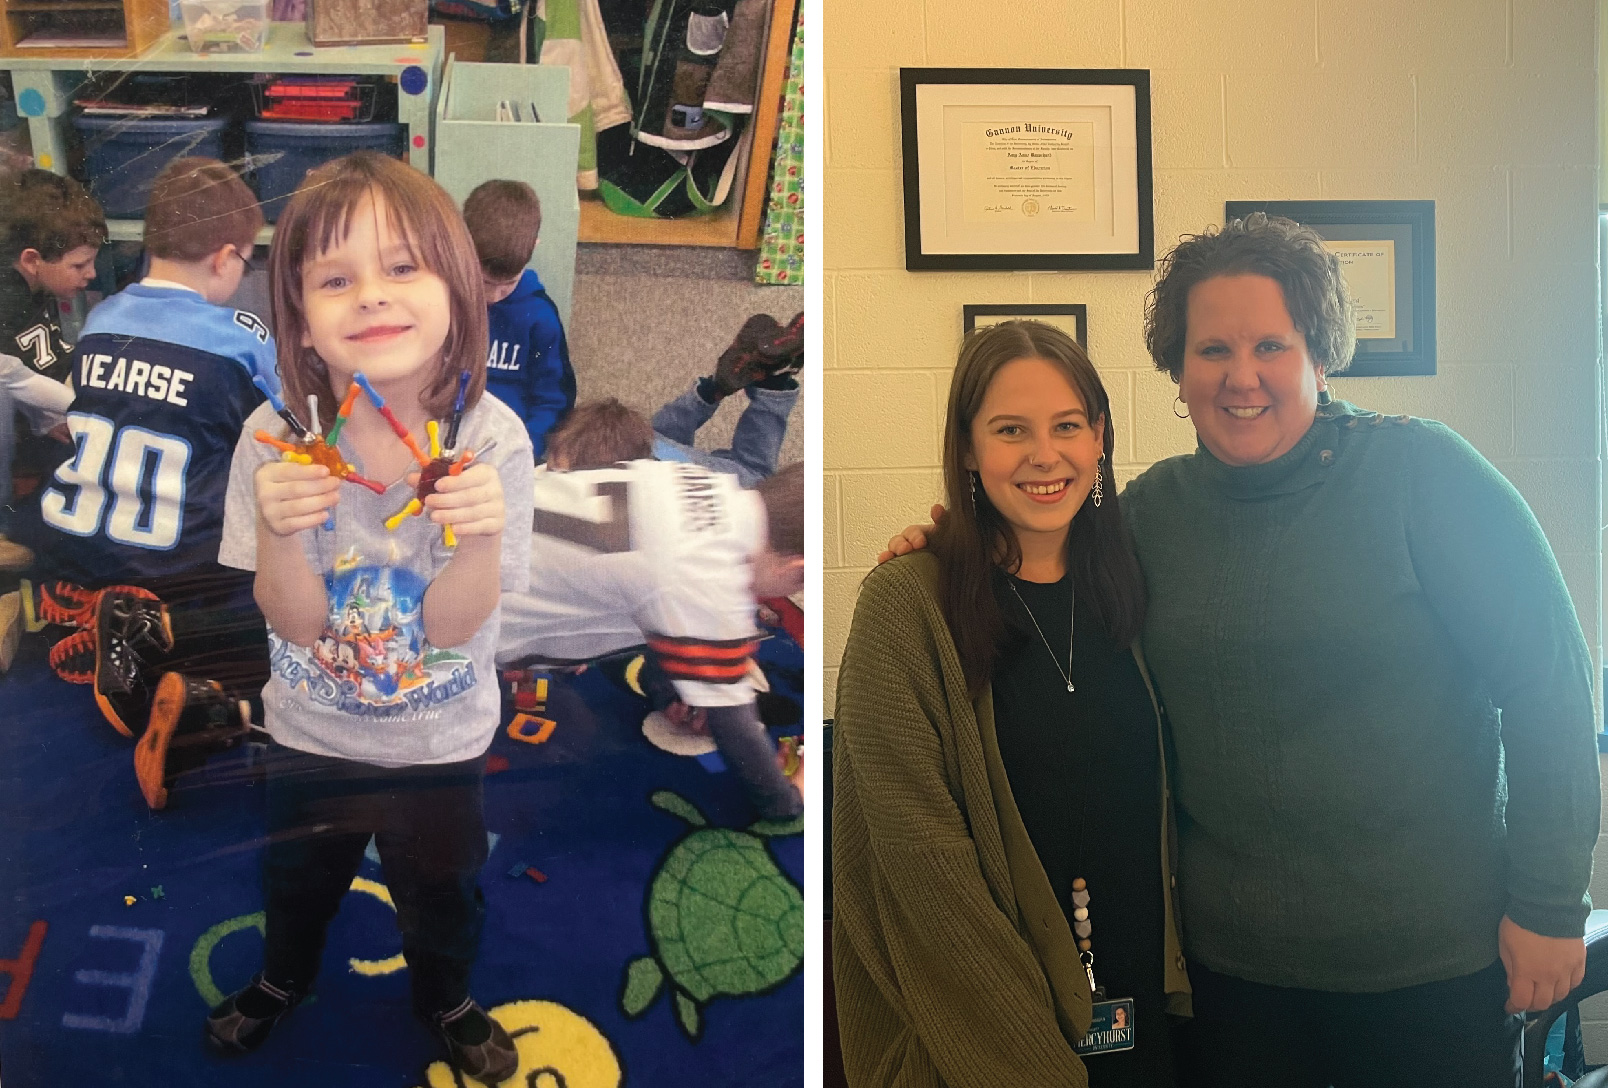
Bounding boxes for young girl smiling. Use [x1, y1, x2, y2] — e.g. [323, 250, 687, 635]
[211, 152, 534, 1085]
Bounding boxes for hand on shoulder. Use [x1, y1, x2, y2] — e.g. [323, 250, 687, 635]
[876, 503, 945, 565]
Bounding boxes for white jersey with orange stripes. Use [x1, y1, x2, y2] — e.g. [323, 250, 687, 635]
[496, 459, 766, 707]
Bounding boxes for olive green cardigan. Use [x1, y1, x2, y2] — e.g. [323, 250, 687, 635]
[832, 552, 1190, 1088]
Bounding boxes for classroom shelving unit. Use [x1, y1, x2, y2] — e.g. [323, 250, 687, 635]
[577, 0, 797, 250]
[0, 20, 445, 242]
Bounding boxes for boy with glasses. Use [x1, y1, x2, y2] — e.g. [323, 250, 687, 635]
[19, 157, 280, 801]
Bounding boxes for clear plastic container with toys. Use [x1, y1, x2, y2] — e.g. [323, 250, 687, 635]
[178, 0, 268, 52]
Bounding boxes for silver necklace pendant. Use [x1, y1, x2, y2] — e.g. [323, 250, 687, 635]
[1005, 578, 1075, 694]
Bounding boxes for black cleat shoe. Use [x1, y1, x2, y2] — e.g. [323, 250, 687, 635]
[136, 672, 246, 810]
[96, 587, 173, 654]
[93, 589, 172, 738]
[431, 998, 518, 1086]
[205, 974, 302, 1054]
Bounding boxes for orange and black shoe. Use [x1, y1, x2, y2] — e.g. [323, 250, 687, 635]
[136, 672, 247, 810]
[92, 589, 173, 738]
[37, 581, 100, 629]
[48, 629, 96, 684]
[95, 588, 172, 653]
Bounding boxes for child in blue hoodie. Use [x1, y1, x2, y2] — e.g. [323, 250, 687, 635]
[462, 180, 576, 460]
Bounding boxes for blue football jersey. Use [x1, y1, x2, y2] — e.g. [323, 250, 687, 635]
[35, 284, 280, 585]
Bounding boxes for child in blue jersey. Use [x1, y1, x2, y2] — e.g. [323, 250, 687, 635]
[211, 152, 533, 1086]
[461, 180, 575, 460]
[22, 158, 279, 767]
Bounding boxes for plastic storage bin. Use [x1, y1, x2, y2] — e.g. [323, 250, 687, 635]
[179, 0, 268, 53]
[245, 119, 404, 221]
[71, 113, 229, 218]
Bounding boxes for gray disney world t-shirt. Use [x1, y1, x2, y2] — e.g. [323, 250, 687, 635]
[219, 392, 535, 766]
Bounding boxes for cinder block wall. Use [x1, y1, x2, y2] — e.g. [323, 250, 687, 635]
[823, 0, 1606, 1052]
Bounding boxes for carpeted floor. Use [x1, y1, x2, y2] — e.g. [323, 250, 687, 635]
[0, 622, 803, 1087]
[566, 245, 805, 470]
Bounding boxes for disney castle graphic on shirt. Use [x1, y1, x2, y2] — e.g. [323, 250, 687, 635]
[268, 553, 477, 718]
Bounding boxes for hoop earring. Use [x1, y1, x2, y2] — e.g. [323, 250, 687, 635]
[1091, 455, 1104, 508]
[1173, 397, 1190, 420]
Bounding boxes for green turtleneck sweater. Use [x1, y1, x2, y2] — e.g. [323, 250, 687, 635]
[1122, 399, 1600, 993]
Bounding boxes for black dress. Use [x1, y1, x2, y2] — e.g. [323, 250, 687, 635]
[990, 569, 1175, 1087]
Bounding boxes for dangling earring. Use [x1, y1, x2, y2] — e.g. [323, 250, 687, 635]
[1173, 396, 1190, 419]
[970, 471, 979, 506]
[1091, 455, 1104, 508]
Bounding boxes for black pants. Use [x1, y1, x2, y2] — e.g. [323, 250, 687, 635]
[144, 567, 269, 714]
[1174, 960, 1521, 1088]
[260, 745, 489, 1019]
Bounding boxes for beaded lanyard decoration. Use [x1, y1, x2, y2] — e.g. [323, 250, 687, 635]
[1072, 876, 1103, 999]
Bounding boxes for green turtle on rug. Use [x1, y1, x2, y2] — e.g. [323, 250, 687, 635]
[619, 790, 803, 1041]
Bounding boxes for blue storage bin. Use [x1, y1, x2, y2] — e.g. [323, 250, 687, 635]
[71, 114, 230, 219]
[245, 120, 406, 222]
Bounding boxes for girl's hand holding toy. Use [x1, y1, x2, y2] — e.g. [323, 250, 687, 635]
[251, 370, 498, 545]
[413, 458, 505, 545]
[255, 459, 342, 537]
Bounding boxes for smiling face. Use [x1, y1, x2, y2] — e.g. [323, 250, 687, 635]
[1179, 273, 1326, 466]
[966, 355, 1104, 571]
[298, 192, 451, 403]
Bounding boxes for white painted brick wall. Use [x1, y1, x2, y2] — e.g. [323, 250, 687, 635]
[824, 0, 1606, 1057]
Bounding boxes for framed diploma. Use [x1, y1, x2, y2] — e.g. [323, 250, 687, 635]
[963, 304, 1088, 347]
[1225, 199, 1436, 377]
[901, 69, 1154, 271]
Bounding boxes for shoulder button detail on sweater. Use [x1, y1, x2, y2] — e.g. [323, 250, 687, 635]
[1319, 449, 1334, 465]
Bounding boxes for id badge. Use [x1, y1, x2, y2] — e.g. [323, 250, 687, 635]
[1073, 998, 1135, 1056]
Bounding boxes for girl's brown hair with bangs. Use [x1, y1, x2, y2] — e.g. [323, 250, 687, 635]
[267, 151, 489, 434]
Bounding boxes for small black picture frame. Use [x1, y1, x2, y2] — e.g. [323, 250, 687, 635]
[902, 68, 1154, 272]
[962, 304, 1088, 347]
[1225, 199, 1436, 377]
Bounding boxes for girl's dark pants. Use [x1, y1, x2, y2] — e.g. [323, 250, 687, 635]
[259, 743, 489, 1019]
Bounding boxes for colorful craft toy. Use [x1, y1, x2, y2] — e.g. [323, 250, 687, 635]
[252, 377, 386, 529]
[352, 373, 480, 547]
[253, 372, 486, 546]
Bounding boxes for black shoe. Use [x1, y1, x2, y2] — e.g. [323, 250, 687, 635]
[136, 672, 246, 810]
[93, 589, 172, 738]
[205, 974, 302, 1054]
[431, 997, 518, 1085]
[96, 587, 173, 654]
[710, 313, 785, 399]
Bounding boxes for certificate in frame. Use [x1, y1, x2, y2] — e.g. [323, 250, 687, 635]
[963, 303, 1088, 347]
[901, 68, 1154, 272]
[1225, 199, 1436, 377]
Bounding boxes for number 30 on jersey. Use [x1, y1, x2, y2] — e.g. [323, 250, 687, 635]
[41, 414, 192, 550]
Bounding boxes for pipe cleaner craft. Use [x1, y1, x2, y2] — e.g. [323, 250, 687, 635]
[351, 373, 480, 548]
[252, 371, 484, 545]
[252, 377, 386, 529]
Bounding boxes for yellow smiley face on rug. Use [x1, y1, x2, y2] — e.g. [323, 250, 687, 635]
[414, 999, 622, 1088]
